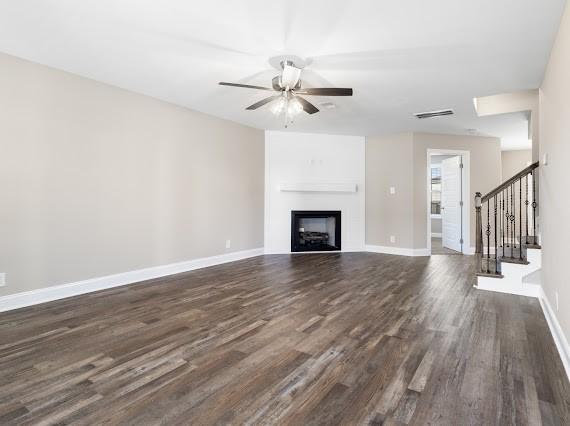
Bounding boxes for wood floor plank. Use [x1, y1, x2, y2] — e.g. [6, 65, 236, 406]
[0, 253, 569, 424]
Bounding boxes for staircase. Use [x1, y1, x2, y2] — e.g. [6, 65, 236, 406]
[474, 162, 541, 296]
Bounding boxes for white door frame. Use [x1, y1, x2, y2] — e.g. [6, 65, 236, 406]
[426, 149, 471, 255]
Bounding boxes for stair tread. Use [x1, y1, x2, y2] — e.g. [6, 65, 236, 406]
[476, 272, 504, 279]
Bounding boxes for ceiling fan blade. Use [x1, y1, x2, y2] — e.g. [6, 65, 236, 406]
[272, 76, 282, 91]
[246, 95, 282, 110]
[294, 88, 353, 96]
[296, 96, 319, 114]
[219, 82, 275, 91]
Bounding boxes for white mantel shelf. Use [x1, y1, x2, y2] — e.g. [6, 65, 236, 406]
[279, 183, 358, 193]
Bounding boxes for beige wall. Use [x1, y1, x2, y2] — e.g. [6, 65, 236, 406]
[412, 133, 502, 249]
[366, 133, 414, 248]
[539, 2, 570, 344]
[366, 132, 501, 250]
[501, 150, 532, 181]
[0, 52, 265, 297]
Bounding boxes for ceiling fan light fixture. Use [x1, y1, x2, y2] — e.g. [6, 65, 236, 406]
[287, 98, 303, 116]
[270, 97, 287, 115]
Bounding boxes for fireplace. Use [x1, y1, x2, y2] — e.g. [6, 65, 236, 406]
[291, 210, 341, 252]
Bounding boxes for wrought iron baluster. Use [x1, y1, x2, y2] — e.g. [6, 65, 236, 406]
[506, 186, 509, 250]
[510, 183, 515, 258]
[525, 175, 529, 244]
[486, 201, 491, 273]
[502, 190, 505, 252]
[493, 195, 499, 274]
[532, 169, 537, 241]
[519, 178, 522, 259]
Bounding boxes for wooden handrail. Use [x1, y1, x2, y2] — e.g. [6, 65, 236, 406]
[481, 161, 539, 203]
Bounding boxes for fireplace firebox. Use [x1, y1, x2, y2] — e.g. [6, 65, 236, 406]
[291, 210, 341, 252]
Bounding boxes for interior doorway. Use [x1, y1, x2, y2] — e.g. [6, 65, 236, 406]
[427, 150, 471, 255]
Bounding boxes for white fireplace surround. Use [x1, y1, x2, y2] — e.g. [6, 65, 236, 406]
[264, 131, 365, 253]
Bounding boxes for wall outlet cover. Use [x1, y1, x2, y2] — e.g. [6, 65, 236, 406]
[390, 187, 396, 195]
[390, 236, 396, 243]
[225, 240, 231, 249]
[0, 273, 5, 287]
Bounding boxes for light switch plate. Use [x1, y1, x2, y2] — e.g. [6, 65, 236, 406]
[390, 187, 396, 195]
[543, 153, 548, 166]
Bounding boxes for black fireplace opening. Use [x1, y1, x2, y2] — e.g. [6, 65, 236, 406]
[291, 210, 341, 252]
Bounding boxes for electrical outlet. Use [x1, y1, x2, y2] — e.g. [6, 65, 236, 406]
[390, 187, 396, 195]
[0, 273, 5, 287]
[556, 291, 559, 312]
[390, 236, 396, 244]
[225, 240, 231, 249]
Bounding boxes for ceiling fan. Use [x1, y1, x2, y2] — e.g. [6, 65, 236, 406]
[219, 60, 352, 124]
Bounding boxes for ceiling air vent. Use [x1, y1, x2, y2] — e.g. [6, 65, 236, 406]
[414, 109, 454, 119]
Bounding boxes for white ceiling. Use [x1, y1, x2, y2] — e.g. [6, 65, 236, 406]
[0, 0, 566, 147]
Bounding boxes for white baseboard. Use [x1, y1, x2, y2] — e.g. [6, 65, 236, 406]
[431, 233, 442, 238]
[365, 245, 430, 257]
[0, 248, 264, 313]
[539, 287, 570, 382]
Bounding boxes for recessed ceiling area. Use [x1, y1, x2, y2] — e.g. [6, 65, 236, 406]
[0, 0, 565, 139]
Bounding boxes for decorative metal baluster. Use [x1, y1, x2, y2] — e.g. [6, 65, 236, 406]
[502, 190, 505, 252]
[532, 170, 536, 244]
[506, 186, 510, 250]
[525, 175, 529, 244]
[519, 178, 523, 260]
[493, 195, 499, 274]
[486, 201, 491, 273]
[511, 183, 515, 258]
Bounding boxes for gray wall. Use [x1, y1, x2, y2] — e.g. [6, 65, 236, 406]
[540, 1, 570, 345]
[366, 132, 501, 250]
[0, 52, 265, 297]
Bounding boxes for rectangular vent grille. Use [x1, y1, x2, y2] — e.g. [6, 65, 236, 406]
[414, 109, 454, 119]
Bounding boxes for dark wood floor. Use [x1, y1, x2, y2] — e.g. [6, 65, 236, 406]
[1, 253, 569, 425]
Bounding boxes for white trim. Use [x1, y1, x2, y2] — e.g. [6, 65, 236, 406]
[278, 182, 357, 193]
[426, 149, 471, 256]
[475, 280, 541, 298]
[539, 287, 570, 382]
[431, 233, 442, 238]
[0, 248, 264, 313]
[365, 245, 430, 257]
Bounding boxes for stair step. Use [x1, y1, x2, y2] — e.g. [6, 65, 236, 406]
[476, 272, 504, 279]
[500, 257, 530, 265]
[525, 243, 541, 249]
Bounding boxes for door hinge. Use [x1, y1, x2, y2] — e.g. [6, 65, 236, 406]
[459, 200, 464, 207]
[460, 238, 464, 244]
[459, 163, 464, 169]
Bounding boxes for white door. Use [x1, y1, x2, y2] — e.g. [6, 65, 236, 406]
[441, 156, 462, 252]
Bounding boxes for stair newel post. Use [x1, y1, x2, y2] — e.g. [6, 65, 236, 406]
[475, 192, 483, 272]
[525, 174, 529, 244]
[493, 195, 499, 274]
[519, 178, 522, 260]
